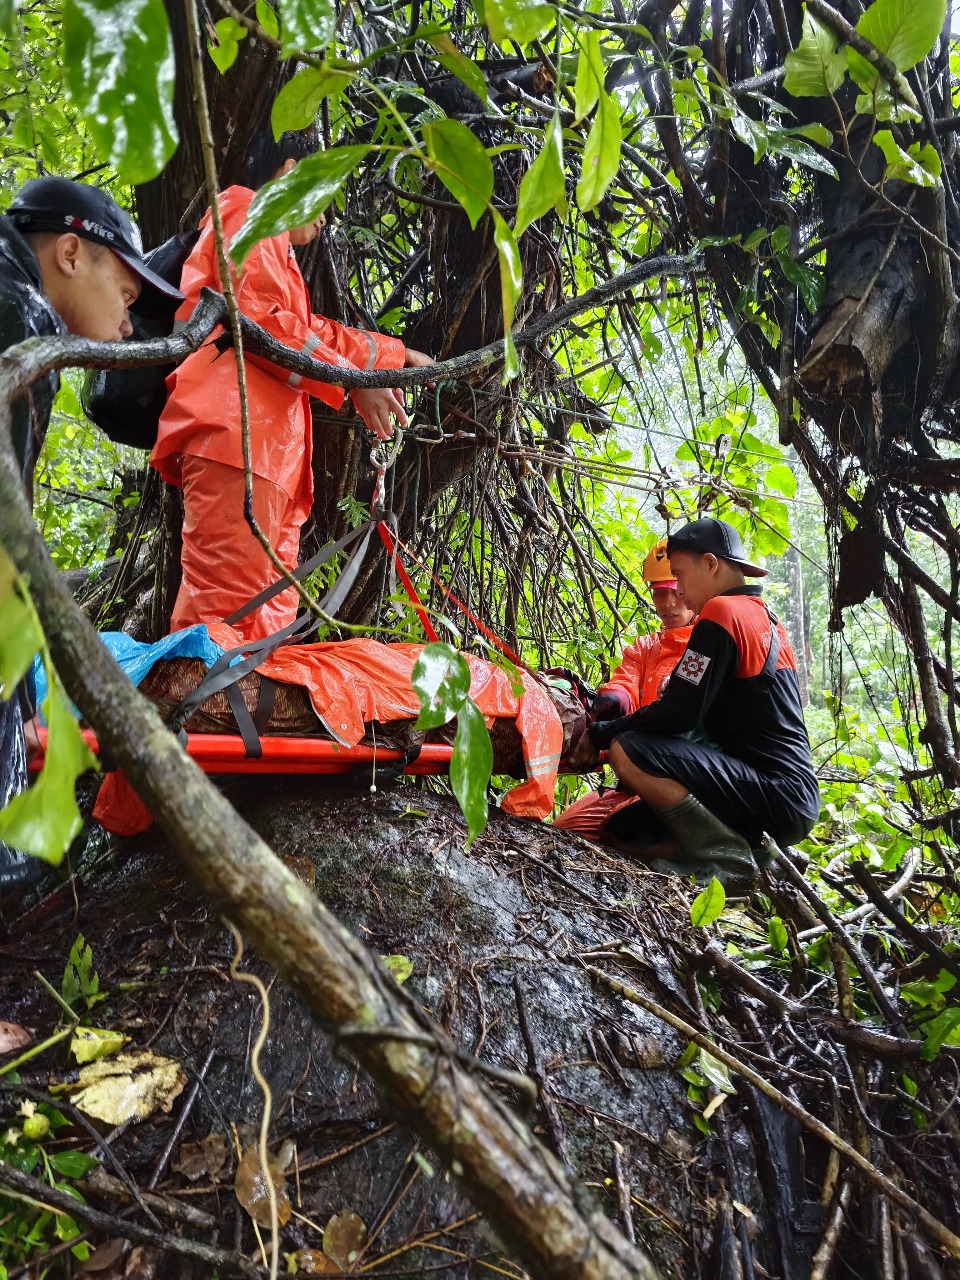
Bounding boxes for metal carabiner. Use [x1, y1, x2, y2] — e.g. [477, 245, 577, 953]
[369, 427, 405, 513]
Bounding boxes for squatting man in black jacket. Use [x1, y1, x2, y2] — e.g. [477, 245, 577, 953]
[0, 176, 183, 891]
[569, 518, 821, 894]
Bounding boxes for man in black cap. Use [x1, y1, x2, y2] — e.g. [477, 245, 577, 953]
[0, 175, 184, 892]
[583, 516, 820, 892]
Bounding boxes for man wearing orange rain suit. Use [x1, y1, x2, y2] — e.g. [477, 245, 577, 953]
[150, 132, 434, 642]
[553, 538, 695, 839]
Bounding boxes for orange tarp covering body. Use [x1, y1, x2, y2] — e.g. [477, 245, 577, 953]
[92, 635, 564, 836]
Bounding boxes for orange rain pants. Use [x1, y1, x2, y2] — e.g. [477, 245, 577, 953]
[553, 624, 693, 840]
[171, 457, 308, 642]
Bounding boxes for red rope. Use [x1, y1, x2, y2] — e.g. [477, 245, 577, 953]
[377, 522, 529, 670]
[377, 522, 439, 642]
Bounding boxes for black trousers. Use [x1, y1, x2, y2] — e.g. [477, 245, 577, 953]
[611, 731, 820, 847]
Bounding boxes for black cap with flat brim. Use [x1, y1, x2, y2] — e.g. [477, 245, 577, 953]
[667, 517, 767, 576]
[6, 176, 184, 319]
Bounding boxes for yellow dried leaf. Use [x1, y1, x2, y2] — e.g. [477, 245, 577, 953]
[70, 1052, 185, 1125]
[71, 1027, 129, 1065]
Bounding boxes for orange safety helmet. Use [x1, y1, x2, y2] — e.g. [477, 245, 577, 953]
[642, 537, 678, 590]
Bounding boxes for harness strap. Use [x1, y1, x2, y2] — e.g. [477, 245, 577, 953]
[225, 682, 264, 759]
[761, 605, 780, 680]
[254, 677, 277, 734]
[224, 519, 377, 626]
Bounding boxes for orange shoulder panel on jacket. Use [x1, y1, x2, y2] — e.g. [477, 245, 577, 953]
[698, 593, 796, 677]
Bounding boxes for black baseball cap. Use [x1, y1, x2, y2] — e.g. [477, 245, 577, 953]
[667, 517, 767, 577]
[6, 177, 184, 318]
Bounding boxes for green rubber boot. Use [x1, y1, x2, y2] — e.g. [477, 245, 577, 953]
[648, 795, 758, 895]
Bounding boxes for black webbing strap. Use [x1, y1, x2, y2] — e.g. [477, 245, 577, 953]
[254, 677, 277, 732]
[760, 605, 780, 680]
[225, 682, 264, 759]
[223, 518, 377, 626]
[170, 518, 379, 749]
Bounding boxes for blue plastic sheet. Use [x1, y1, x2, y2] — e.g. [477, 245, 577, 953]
[31, 625, 225, 712]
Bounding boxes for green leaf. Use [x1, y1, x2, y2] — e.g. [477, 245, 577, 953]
[255, 0, 279, 38]
[690, 877, 726, 927]
[0, 0, 15, 37]
[921, 1006, 960, 1059]
[576, 87, 621, 212]
[514, 111, 565, 237]
[63, 933, 100, 1010]
[767, 916, 789, 952]
[425, 32, 488, 104]
[0, 549, 42, 697]
[854, 83, 922, 121]
[783, 6, 847, 97]
[231, 146, 369, 266]
[277, 0, 335, 54]
[0, 682, 98, 864]
[450, 699, 492, 845]
[423, 119, 493, 230]
[380, 954, 413, 984]
[766, 132, 838, 178]
[412, 642, 471, 729]
[574, 30, 603, 124]
[699, 1048, 736, 1094]
[776, 252, 826, 312]
[765, 462, 798, 498]
[845, 46, 881, 93]
[797, 122, 833, 146]
[271, 63, 353, 138]
[742, 228, 769, 252]
[63, 0, 177, 185]
[491, 209, 522, 379]
[49, 1151, 99, 1178]
[207, 16, 246, 73]
[856, 0, 946, 72]
[476, 0, 555, 45]
[873, 128, 942, 186]
[769, 224, 791, 254]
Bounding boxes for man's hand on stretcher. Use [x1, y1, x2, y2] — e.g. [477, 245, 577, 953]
[349, 348, 436, 441]
[564, 690, 626, 773]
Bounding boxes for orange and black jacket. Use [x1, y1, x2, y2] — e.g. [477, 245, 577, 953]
[590, 588, 819, 805]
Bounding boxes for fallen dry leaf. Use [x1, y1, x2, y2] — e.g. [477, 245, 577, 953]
[323, 1209, 367, 1269]
[69, 1052, 185, 1125]
[234, 1145, 292, 1228]
[174, 1131, 228, 1182]
[289, 1250, 341, 1274]
[0, 1021, 31, 1055]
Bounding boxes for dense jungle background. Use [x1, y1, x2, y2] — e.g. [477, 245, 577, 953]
[3, 0, 960, 1274]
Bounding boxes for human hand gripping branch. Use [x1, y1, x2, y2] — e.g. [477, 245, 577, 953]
[349, 346, 436, 440]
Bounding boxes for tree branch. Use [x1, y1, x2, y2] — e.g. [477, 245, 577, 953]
[0, 251, 701, 397]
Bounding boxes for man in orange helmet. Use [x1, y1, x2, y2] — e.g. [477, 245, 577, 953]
[555, 538, 696, 839]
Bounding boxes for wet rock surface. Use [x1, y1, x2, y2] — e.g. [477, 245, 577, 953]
[3, 775, 760, 1277]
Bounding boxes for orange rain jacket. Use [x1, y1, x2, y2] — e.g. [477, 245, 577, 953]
[150, 186, 406, 506]
[599, 625, 694, 715]
[92, 636, 564, 835]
